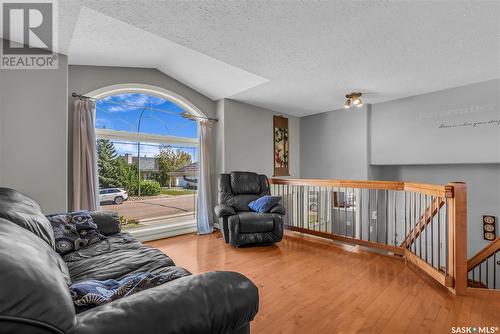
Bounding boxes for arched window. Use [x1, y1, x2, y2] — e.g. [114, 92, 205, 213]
[89, 85, 200, 233]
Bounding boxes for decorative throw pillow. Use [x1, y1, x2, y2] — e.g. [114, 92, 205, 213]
[248, 195, 282, 213]
[70, 271, 186, 310]
[46, 211, 105, 255]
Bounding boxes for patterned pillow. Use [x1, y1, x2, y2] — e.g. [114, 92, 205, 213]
[46, 211, 106, 255]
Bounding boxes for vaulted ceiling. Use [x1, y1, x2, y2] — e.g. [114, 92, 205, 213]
[44, 1, 500, 115]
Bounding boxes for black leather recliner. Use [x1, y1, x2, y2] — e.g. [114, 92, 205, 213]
[214, 172, 285, 247]
[0, 187, 259, 334]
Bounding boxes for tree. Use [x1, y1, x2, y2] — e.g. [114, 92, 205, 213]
[156, 145, 192, 187]
[97, 139, 121, 188]
[116, 158, 139, 194]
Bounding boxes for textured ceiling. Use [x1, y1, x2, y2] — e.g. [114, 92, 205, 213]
[68, 7, 268, 100]
[58, 1, 500, 115]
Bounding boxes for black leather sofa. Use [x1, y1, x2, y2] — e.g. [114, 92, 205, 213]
[0, 188, 259, 334]
[214, 172, 285, 247]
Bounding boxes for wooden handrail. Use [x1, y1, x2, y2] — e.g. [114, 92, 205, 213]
[269, 178, 467, 295]
[467, 236, 500, 271]
[269, 178, 451, 197]
[400, 197, 445, 248]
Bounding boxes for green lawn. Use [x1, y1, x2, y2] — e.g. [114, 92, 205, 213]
[160, 188, 196, 196]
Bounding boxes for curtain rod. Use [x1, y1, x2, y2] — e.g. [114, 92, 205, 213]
[72, 92, 218, 122]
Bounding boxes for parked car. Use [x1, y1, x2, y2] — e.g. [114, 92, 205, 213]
[99, 188, 128, 204]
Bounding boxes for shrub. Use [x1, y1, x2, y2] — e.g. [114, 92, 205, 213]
[138, 180, 161, 196]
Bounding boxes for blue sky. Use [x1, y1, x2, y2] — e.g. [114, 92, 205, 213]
[96, 93, 198, 159]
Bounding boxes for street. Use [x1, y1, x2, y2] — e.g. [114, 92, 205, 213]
[101, 194, 196, 221]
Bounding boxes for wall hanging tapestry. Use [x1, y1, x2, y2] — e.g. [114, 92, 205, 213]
[273, 115, 289, 176]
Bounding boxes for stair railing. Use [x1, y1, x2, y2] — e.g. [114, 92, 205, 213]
[467, 236, 500, 291]
[269, 178, 467, 295]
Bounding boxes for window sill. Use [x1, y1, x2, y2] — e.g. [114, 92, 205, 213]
[129, 217, 196, 242]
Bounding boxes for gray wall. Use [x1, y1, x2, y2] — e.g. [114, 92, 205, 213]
[300, 105, 369, 179]
[299, 79, 500, 258]
[216, 99, 300, 178]
[371, 79, 500, 165]
[0, 53, 68, 213]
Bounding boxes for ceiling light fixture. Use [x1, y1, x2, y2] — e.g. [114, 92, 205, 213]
[344, 98, 351, 109]
[344, 92, 363, 109]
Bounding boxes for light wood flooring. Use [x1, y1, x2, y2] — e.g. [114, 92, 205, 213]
[147, 231, 500, 334]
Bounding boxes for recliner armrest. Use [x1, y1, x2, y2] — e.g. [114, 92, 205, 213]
[89, 211, 121, 235]
[269, 204, 286, 215]
[71, 271, 259, 334]
[214, 204, 236, 217]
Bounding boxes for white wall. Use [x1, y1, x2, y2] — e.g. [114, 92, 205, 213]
[0, 53, 68, 213]
[217, 99, 300, 178]
[300, 105, 369, 179]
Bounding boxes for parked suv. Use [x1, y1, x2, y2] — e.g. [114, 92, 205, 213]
[99, 188, 128, 204]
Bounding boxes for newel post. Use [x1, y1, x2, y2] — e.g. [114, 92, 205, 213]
[447, 182, 467, 295]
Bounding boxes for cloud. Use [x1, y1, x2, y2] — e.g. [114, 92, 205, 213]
[95, 117, 111, 129]
[98, 93, 167, 113]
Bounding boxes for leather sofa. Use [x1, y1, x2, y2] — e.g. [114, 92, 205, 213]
[214, 172, 285, 247]
[0, 188, 259, 334]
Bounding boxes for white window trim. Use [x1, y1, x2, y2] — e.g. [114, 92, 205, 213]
[89, 84, 201, 239]
[96, 129, 198, 147]
[86, 83, 206, 118]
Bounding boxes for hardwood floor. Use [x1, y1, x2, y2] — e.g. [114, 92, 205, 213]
[147, 231, 500, 334]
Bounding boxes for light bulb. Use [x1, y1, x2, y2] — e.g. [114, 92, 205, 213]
[356, 100, 363, 108]
[344, 99, 351, 109]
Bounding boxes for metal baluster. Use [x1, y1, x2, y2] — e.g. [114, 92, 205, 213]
[437, 196, 441, 271]
[404, 192, 407, 248]
[419, 194, 422, 258]
[445, 199, 449, 275]
[299, 186, 304, 227]
[293, 185, 296, 228]
[368, 189, 371, 242]
[392, 190, 397, 246]
[375, 189, 379, 243]
[424, 195, 428, 263]
[306, 186, 311, 229]
[286, 184, 289, 226]
[287, 185, 290, 226]
[288, 185, 292, 227]
[352, 188, 356, 238]
[430, 196, 434, 268]
[494, 252, 497, 289]
[479, 263, 482, 287]
[359, 188, 363, 240]
[317, 186, 321, 232]
[412, 193, 416, 254]
[344, 187, 348, 237]
[315, 186, 319, 232]
[486, 256, 489, 289]
[385, 189, 389, 245]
